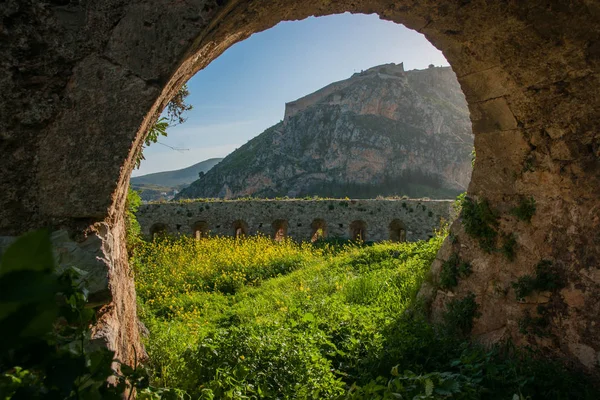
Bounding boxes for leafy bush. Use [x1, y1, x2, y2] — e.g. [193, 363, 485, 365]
[0, 231, 157, 399]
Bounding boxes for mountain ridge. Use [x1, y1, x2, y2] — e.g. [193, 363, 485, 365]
[177, 64, 473, 200]
[131, 158, 222, 201]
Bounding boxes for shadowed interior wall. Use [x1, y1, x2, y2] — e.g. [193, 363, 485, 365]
[1, 0, 598, 373]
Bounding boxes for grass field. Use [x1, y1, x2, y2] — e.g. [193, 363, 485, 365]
[132, 233, 598, 399]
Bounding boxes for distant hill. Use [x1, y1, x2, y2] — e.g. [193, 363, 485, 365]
[131, 158, 222, 201]
[177, 63, 472, 200]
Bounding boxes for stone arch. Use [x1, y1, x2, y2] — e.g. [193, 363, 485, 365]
[192, 221, 209, 239]
[232, 220, 248, 239]
[3, 0, 599, 373]
[271, 219, 288, 241]
[149, 223, 168, 239]
[349, 220, 367, 242]
[311, 218, 327, 242]
[389, 219, 407, 243]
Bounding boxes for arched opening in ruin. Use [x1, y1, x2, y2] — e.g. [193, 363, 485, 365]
[311, 219, 327, 242]
[5, 0, 596, 377]
[389, 219, 407, 243]
[232, 220, 248, 239]
[271, 219, 288, 241]
[149, 223, 169, 240]
[350, 220, 367, 242]
[192, 221, 209, 239]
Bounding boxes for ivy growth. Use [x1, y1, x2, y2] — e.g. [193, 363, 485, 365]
[511, 196, 536, 223]
[512, 260, 562, 301]
[460, 196, 499, 253]
[500, 233, 517, 262]
[443, 293, 480, 336]
[439, 253, 472, 289]
[519, 305, 551, 337]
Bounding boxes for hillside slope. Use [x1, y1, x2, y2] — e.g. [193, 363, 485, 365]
[178, 64, 472, 200]
[132, 158, 222, 201]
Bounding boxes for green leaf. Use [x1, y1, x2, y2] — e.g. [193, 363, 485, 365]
[302, 313, 315, 323]
[0, 230, 54, 276]
[425, 378, 434, 396]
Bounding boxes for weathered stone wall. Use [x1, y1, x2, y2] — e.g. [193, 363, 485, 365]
[136, 199, 453, 242]
[1, 0, 598, 376]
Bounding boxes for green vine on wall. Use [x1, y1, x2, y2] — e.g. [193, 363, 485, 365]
[439, 253, 472, 290]
[512, 260, 562, 301]
[443, 293, 481, 336]
[510, 197, 536, 223]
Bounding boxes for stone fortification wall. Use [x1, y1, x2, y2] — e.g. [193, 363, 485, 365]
[136, 199, 453, 242]
[283, 63, 406, 122]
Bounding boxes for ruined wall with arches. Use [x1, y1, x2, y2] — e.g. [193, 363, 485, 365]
[1, 0, 599, 374]
[137, 199, 452, 242]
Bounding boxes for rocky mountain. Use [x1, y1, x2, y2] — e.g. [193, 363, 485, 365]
[131, 158, 222, 201]
[177, 63, 473, 200]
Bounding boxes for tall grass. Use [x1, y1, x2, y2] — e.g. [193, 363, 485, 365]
[133, 234, 599, 399]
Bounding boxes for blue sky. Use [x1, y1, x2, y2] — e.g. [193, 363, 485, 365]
[133, 13, 449, 177]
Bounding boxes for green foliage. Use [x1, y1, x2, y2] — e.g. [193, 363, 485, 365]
[136, 85, 193, 169]
[439, 253, 472, 289]
[136, 117, 169, 169]
[500, 233, 517, 262]
[3, 229, 595, 399]
[348, 369, 480, 399]
[470, 148, 476, 167]
[0, 231, 190, 399]
[126, 188, 143, 255]
[519, 305, 551, 337]
[135, 235, 443, 396]
[512, 260, 562, 300]
[460, 196, 499, 253]
[0, 232, 127, 398]
[443, 293, 480, 336]
[166, 84, 193, 126]
[453, 192, 467, 215]
[133, 234, 598, 399]
[511, 197, 536, 223]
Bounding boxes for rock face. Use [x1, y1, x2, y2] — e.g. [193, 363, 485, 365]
[178, 64, 472, 200]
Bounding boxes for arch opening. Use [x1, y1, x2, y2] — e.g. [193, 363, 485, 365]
[389, 219, 407, 243]
[192, 221, 209, 239]
[149, 223, 169, 239]
[6, 0, 595, 377]
[232, 220, 248, 239]
[311, 219, 327, 242]
[349, 220, 367, 242]
[271, 219, 288, 241]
